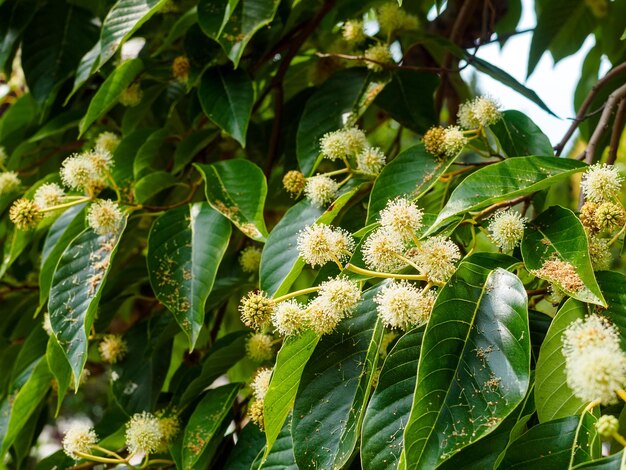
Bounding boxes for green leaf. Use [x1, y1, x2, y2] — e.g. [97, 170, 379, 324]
[223, 423, 265, 470]
[528, 0, 593, 77]
[0, 1, 36, 74]
[367, 143, 458, 224]
[182, 383, 240, 469]
[521, 206, 605, 306]
[197, 0, 280, 67]
[0, 357, 51, 455]
[498, 413, 600, 469]
[177, 331, 247, 406]
[489, 110, 554, 158]
[154, 6, 198, 56]
[21, 3, 98, 108]
[39, 204, 87, 308]
[147, 203, 231, 348]
[198, 66, 253, 146]
[111, 316, 174, 414]
[48, 216, 127, 388]
[535, 271, 626, 422]
[259, 420, 298, 469]
[263, 330, 319, 458]
[195, 160, 268, 241]
[291, 285, 384, 469]
[78, 58, 143, 136]
[429, 156, 587, 233]
[46, 336, 72, 416]
[573, 451, 626, 469]
[296, 68, 370, 176]
[173, 129, 217, 174]
[133, 128, 170, 179]
[27, 110, 82, 143]
[361, 326, 424, 470]
[260, 185, 362, 297]
[134, 171, 178, 203]
[374, 69, 437, 133]
[401, 256, 530, 468]
[97, 0, 168, 70]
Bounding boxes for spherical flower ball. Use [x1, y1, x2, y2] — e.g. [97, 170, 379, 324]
[60, 154, 100, 192]
[246, 333, 274, 362]
[343, 127, 369, 157]
[442, 126, 467, 158]
[594, 202, 625, 231]
[305, 298, 343, 336]
[9, 198, 43, 230]
[62, 422, 98, 459]
[283, 170, 306, 196]
[87, 200, 123, 235]
[377, 3, 418, 35]
[0, 171, 21, 196]
[95, 131, 121, 154]
[304, 175, 339, 207]
[85, 148, 114, 174]
[297, 224, 355, 267]
[357, 147, 386, 175]
[580, 201, 599, 232]
[316, 276, 361, 317]
[413, 236, 460, 283]
[458, 96, 501, 129]
[239, 291, 275, 330]
[562, 314, 620, 358]
[565, 345, 626, 405]
[272, 299, 307, 336]
[239, 246, 262, 273]
[588, 235, 612, 271]
[362, 227, 406, 272]
[320, 129, 349, 161]
[423, 126, 446, 157]
[581, 164, 623, 203]
[248, 399, 265, 429]
[596, 415, 619, 437]
[119, 83, 143, 107]
[125, 412, 163, 455]
[488, 209, 527, 251]
[34, 183, 65, 211]
[342, 19, 366, 44]
[172, 55, 190, 82]
[251, 367, 272, 401]
[364, 44, 393, 72]
[155, 412, 180, 451]
[374, 281, 434, 330]
[379, 197, 423, 241]
[98, 334, 127, 364]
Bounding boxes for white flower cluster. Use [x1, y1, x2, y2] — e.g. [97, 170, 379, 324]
[562, 315, 626, 405]
[458, 96, 502, 129]
[488, 209, 527, 251]
[374, 281, 435, 330]
[297, 223, 355, 267]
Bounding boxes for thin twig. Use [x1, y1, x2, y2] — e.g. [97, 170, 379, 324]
[314, 52, 468, 74]
[474, 195, 531, 220]
[608, 98, 626, 165]
[472, 28, 534, 46]
[555, 61, 626, 156]
[584, 82, 626, 164]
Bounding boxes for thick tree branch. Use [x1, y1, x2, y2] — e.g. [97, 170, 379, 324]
[607, 98, 626, 165]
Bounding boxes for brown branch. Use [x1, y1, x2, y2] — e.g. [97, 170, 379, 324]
[583, 82, 626, 164]
[607, 98, 626, 165]
[314, 52, 469, 74]
[474, 194, 531, 220]
[555, 61, 626, 156]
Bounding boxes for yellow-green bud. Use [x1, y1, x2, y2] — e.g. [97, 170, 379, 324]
[282, 170, 306, 196]
[172, 56, 190, 82]
[9, 198, 43, 230]
[596, 414, 619, 437]
[239, 291, 275, 330]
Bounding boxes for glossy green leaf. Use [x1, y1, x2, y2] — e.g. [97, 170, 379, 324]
[490, 110, 553, 158]
[521, 206, 605, 306]
[198, 66, 253, 146]
[133, 128, 170, 179]
[134, 171, 178, 203]
[291, 285, 384, 469]
[224, 423, 265, 470]
[367, 143, 458, 224]
[0, 0, 35, 74]
[260, 185, 362, 297]
[78, 58, 144, 136]
[21, 3, 98, 108]
[361, 326, 424, 470]
[182, 383, 240, 469]
[111, 316, 174, 414]
[258, 420, 298, 469]
[46, 336, 72, 416]
[573, 451, 626, 469]
[535, 271, 626, 422]
[263, 330, 319, 458]
[39, 204, 87, 308]
[374, 69, 438, 133]
[401, 258, 530, 468]
[48, 216, 127, 388]
[173, 129, 217, 174]
[197, 0, 280, 67]
[195, 160, 268, 241]
[296, 68, 369, 176]
[498, 413, 600, 469]
[429, 156, 587, 233]
[147, 203, 231, 348]
[177, 331, 247, 406]
[97, 0, 168, 69]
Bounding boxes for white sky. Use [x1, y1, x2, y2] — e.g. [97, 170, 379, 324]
[460, 0, 606, 149]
